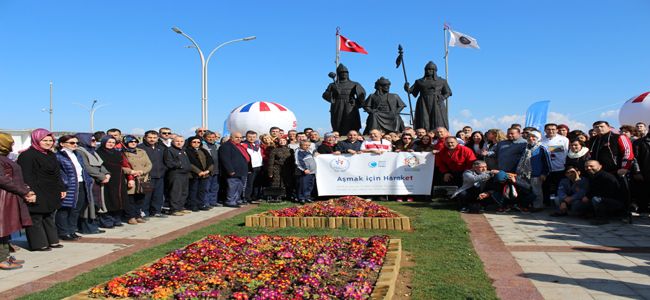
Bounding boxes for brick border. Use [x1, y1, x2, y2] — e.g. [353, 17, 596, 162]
[245, 212, 411, 231]
[0, 206, 255, 300]
[461, 214, 544, 300]
[371, 239, 402, 300]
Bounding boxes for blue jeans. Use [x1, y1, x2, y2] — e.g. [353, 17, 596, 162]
[298, 174, 315, 201]
[188, 177, 209, 210]
[226, 176, 246, 206]
[142, 177, 165, 216]
[203, 174, 220, 206]
[55, 184, 86, 236]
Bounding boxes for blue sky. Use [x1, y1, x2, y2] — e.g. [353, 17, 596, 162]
[1, 0, 649, 136]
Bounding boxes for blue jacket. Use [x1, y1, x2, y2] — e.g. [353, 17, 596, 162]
[527, 145, 551, 178]
[56, 150, 94, 208]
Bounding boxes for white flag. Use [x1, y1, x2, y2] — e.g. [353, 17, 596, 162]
[449, 30, 480, 49]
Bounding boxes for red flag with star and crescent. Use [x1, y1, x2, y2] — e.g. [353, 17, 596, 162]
[339, 35, 368, 54]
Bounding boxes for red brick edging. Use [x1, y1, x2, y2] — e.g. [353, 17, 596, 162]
[461, 214, 544, 300]
[0, 205, 255, 300]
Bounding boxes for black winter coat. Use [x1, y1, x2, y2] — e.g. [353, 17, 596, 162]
[16, 148, 65, 213]
[634, 134, 650, 178]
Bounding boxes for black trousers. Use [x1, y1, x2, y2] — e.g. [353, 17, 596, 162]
[26, 212, 59, 250]
[56, 184, 87, 236]
[543, 171, 565, 205]
[167, 172, 189, 212]
[125, 193, 145, 219]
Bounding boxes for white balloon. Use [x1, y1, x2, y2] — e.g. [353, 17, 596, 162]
[226, 101, 298, 135]
[619, 92, 650, 126]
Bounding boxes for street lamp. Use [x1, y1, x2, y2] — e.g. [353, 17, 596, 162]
[74, 99, 108, 132]
[172, 26, 255, 128]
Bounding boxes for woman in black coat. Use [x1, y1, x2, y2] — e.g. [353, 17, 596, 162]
[96, 136, 128, 228]
[266, 137, 294, 198]
[16, 129, 66, 251]
[185, 136, 214, 211]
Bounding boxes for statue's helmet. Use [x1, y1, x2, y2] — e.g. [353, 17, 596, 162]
[425, 61, 437, 71]
[374, 77, 391, 89]
[336, 64, 349, 74]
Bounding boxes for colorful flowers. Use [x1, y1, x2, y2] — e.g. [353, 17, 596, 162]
[89, 235, 389, 299]
[266, 196, 399, 218]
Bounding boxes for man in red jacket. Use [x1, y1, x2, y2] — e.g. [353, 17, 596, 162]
[436, 136, 477, 187]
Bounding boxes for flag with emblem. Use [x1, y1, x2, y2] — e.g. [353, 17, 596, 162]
[338, 35, 368, 54]
[448, 30, 480, 49]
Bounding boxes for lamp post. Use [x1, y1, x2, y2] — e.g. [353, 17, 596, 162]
[41, 81, 54, 131]
[172, 26, 255, 128]
[74, 99, 108, 132]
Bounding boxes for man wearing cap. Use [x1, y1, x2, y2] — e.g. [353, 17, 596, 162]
[362, 77, 406, 135]
[322, 64, 366, 134]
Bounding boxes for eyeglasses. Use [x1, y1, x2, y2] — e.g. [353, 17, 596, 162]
[65, 141, 78, 145]
[160, 132, 171, 135]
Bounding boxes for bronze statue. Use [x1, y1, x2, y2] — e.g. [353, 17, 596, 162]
[322, 64, 366, 133]
[404, 61, 452, 130]
[363, 77, 406, 135]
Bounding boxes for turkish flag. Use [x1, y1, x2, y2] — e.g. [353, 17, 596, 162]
[339, 35, 368, 54]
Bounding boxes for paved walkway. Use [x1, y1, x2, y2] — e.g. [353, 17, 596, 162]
[464, 211, 650, 300]
[0, 206, 253, 299]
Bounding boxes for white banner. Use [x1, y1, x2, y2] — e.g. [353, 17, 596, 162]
[315, 152, 435, 196]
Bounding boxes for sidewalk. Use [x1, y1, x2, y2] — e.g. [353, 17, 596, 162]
[0, 205, 253, 299]
[464, 211, 650, 300]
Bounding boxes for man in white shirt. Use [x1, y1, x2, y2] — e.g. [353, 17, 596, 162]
[361, 129, 392, 153]
[243, 130, 263, 203]
[541, 123, 570, 206]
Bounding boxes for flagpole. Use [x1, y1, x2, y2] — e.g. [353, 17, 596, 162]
[335, 27, 341, 67]
[443, 24, 450, 115]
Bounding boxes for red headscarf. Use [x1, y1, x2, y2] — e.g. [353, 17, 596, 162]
[30, 128, 55, 154]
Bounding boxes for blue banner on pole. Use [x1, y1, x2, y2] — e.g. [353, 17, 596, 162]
[524, 100, 550, 132]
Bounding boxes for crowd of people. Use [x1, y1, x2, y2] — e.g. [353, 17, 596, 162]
[1, 120, 649, 270]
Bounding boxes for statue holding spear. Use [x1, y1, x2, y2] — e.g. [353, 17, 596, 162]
[403, 61, 452, 131]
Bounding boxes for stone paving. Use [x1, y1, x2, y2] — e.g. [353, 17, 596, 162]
[484, 212, 650, 300]
[0, 206, 244, 299]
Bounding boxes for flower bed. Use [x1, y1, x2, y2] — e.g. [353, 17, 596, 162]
[245, 196, 411, 231]
[86, 235, 401, 299]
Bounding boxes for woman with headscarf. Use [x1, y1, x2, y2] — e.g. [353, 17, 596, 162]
[0, 133, 34, 269]
[516, 130, 551, 212]
[16, 128, 66, 251]
[122, 135, 152, 224]
[54, 135, 94, 241]
[75, 133, 110, 234]
[185, 136, 213, 211]
[96, 136, 128, 228]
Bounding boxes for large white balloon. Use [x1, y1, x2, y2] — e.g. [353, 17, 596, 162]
[226, 101, 298, 135]
[619, 92, 650, 126]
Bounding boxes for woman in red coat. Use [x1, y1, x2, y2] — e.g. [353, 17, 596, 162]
[0, 133, 35, 269]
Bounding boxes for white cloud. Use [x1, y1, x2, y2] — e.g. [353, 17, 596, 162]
[547, 112, 587, 131]
[451, 111, 587, 132]
[451, 114, 524, 132]
[459, 109, 472, 118]
[130, 128, 145, 135]
[599, 109, 619, 118]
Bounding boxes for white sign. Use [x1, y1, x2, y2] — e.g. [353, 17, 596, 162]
[315, 152, 435, 196]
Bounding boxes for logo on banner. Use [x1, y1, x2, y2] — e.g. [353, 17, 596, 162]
[329, 157, 350, 172]
[368, 161, 387, 168]
[403, 155, 420, 168]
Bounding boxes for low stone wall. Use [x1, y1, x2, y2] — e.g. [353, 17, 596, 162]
[245, 213, 411, 231]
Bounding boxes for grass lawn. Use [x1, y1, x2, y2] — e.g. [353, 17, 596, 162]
[19, 201, 497, 300]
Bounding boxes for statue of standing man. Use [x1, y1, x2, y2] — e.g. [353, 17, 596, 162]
[404, 61, 452, 130]
[363, 77, 406, 135]
[322, 64, 366, 134]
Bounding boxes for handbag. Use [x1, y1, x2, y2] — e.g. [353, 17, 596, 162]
[135, 178, 154, 194]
